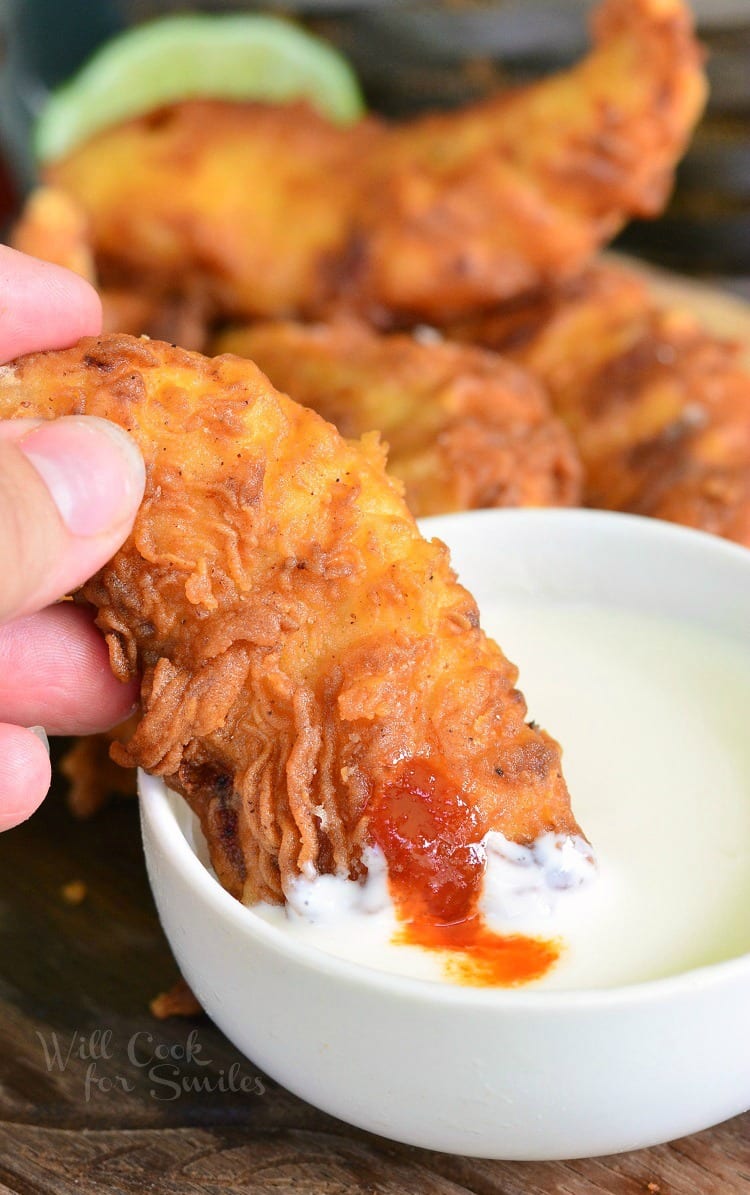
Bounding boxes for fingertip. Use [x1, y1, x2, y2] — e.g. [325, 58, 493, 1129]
[46, 261, 103, 342]
[0, 414, 146, 622]
[0, 244, 102, 363]
[0, 723, 52, 831]
[0, 603, 140, 734]
[101, 684, 141, 733]
[18, 414, 146, 537]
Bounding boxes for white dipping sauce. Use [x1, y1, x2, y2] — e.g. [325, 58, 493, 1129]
[252, 601, 750, 990]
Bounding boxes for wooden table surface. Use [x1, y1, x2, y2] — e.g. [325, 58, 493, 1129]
[0, 749, 747, 1194]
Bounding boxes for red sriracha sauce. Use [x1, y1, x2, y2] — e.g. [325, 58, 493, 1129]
[368, 758, 559, 986]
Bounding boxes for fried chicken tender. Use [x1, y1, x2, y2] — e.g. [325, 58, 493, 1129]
[215, 320, 582, 517]
[44, 102, 372, 323]
[341, 0, 705, 323]
[42, 0, 704, 325]
[0, 334, 582, 910]
[450, 264, 750, 546]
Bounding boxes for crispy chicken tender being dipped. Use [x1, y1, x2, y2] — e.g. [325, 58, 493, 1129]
[450, 263, 750, 547]
[0, 334, 591, 982]
[215, 320, 582, 518]
[40, 0, 705, 325]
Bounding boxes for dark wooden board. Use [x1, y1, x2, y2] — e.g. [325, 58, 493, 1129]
[0, 748, 748, 1193]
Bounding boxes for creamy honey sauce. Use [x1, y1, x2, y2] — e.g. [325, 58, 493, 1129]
[252, 602, 750, 989]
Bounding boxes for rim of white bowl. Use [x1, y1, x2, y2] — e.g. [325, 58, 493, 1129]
[419, 504, 750, 570]
[140, 508, 750, 1011]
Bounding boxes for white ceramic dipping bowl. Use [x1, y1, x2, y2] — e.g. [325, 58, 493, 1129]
[139, 509, 750, 1160]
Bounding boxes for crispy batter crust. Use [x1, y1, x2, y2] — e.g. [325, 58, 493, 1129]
[0, 335, 581, 904]
[216, 320, 582, 517]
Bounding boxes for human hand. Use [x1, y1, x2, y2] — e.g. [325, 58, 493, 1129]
[0, 245, 145, 829]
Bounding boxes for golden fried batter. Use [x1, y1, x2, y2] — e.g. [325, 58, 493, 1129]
[0, 335, 583, 910]
[41, 0, 705, 325]
[215, 320, 581, 517]
[450, 264, 750, 546]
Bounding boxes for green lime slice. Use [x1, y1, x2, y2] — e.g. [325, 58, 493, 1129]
[34, 13, 365, 163]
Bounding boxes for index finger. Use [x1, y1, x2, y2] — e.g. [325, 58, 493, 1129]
[0, 244, 102, 363]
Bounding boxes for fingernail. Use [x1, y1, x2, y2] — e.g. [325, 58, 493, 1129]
[27, 725, 50, 754]
[19, 416, 145, 537]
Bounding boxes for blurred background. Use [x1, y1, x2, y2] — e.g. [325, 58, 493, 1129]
[0, 0, 748, 296]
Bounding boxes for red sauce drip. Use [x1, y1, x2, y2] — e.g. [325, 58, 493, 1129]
[368, 759, 559, 987]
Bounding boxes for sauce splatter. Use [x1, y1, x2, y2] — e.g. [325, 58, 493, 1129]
[368, 758, 560, 986]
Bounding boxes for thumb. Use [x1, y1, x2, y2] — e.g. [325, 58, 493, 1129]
[0, 416, 145, 623]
